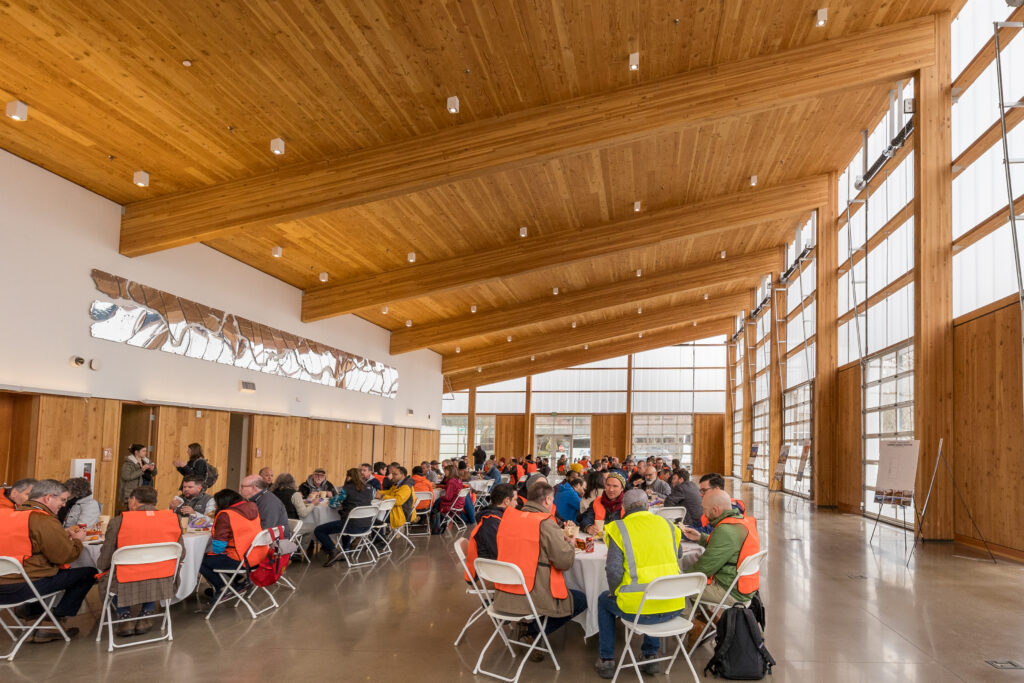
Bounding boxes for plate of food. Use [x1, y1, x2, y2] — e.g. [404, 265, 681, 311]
[186, 515, 213, 532]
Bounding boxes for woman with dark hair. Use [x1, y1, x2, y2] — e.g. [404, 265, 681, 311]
[317, 468, 374, 567]
[579, 470, 606, 514]
[271, 473, 312, 520]
[173, 442, 209, 490]
[119, 443, 156, 507]
[61, 477, 100, 528]
[198, 488, 262, 602]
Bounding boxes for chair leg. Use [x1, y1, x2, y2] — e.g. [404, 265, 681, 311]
[454, 605, 484, 646]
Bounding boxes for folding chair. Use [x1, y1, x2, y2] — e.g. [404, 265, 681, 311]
[204, 529, 282, 620]
[611, 573, 707, 683]
[655, 506, 687, 524]
[287, 518, 311, 563]
[441, 489, 471, 533]
[96, 542, 183, 651]
[325, 506, 378, 568]
[369, 499, 397, 557]
[408, 490, 435, 537]
[687, 548, 768, 655]
[472, 558, 560, 683]
[500, 474, 511, 484]
[0, 556, 70, 660]
[452, 539, 514, 655]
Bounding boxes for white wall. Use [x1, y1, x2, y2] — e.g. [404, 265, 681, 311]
[0, 149, 442, 429]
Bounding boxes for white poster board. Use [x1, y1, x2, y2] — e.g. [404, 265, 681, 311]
[795, 442, 811, 483]
[773, 444, 791, 483]
[873, 440, 920, 507]
[746, 445, 758, 472]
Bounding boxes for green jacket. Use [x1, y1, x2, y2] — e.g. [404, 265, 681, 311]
[690, 508, 750, 600]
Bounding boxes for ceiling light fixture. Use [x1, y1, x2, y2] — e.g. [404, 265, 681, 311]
[584, 344, 589, 350]
[319, 272, 328, 283]
[693, 321, 697, 326]
[446, 95, 460, 113]
[407, 252, 416, 263]
[519, 226, 528, 238]
[749, 175, 758, 187]
[571, 321, 577, 329]
[704, 293, 709, 300]
[629, 52, 640, 71]
[506, 336, 512, 343]
[720, 250, 727, 259]
[636, 268, 642, 278]
[530, 355, 535, 361]
[552, 287, 559, 296]
[477, 367, 482, 373]
[5, 100, 28, 121]
[381, 305, 389, 315]
[405, 319, 413, 328]
[455, 346, 461, 353]
[181, 59, 193, 67]
[816, 8, 828, 27]
[633, 200, 642, 213]
[470, 304, 477, 314]
[133, 170, 150, 187]
[638, 332, 643, 339]
[638, 307, 643, 314]
[271, 245, 282, 258]
[270, 137, 286, 155]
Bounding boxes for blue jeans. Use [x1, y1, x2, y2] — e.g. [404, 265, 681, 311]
[113, 595, 156, 618]
[597, 590, 684, 660]
[462, 496, 476, 526]
[526, 588, 587, 637]
[314, 518, 367, 553]
[0, 567, 96, 618]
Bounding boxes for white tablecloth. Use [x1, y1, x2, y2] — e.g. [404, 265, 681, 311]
[72, 532, 210, 604]
[306, 502, 341, 529]
[563, 538, 705, 639]
[469, 480, 492, 493]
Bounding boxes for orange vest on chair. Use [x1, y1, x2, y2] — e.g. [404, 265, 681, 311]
[494, 509, 567, 599]
[0, 510, 38, 563]
[706, 514, 760, 595]
[215, 505, 267, 565]
[116, 510, 181, 582]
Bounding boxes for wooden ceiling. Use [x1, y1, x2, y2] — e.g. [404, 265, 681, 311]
[0, 1, 959, 388]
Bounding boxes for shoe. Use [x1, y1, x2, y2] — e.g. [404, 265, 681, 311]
[519, 637, 544, 662]
[594, 658, 617, 679]
[14, 604, 39, 620]
[322, 553, 342, 568]
[116, 620, 135, 637]
[640, 654, 661, 675]
[31, 618, 79, 643]
[134, 612, 155, 635]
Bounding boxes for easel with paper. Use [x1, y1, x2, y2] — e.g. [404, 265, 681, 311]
[869, 440, 919, 551]
[769, 445, 790, 498]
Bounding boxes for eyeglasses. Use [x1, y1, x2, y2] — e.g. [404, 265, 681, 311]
[699, 487, 710, 495]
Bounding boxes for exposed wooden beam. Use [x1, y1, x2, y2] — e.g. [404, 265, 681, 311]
[447, 319, 735, 391]
[443, 293, 748, 374]
[119, 17, 937, 257]
[389, 248, 782, 354]
[304, 178, 825, 321]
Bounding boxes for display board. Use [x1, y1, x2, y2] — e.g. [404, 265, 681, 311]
[794, 442, 811, 483]
[746, 445, 758, 472]
[873, 439, 920, 507]
[773, 444, 791, 483]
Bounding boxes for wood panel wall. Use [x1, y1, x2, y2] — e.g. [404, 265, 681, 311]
[495, 415, 527, 459]
[693, 413, 726, 476]
[591, 414, 628, 461]
[152, 406, 230, 508]
[953, 298, 1024, 555]
[835, 363, 863, 513]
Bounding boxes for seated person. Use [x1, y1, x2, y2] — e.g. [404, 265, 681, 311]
[684, 489, 761, 608]
[664, 468, 703, 527]
[431, 465, 469, 534]
[259, 467, 274, 486]
[491, 480, 586, 660]
[372, 462, 392, 490]
[464, 483, 516, 578]
[410, 466, 435, 511]
[579, 472, 626, 534]
[1, 477, 36, 510]
[171, 475, 216, 517]
[96, 486, 182, 637]
[199, 489, 263, 602]
[694, 473, 746, 534]
[0, 479, 95, 641]
[270, 473, 313, 520]
[638, 467, 671, 498]
[379, 465, 418, 530]
[299, 468, 337, 498]
[360, 462, 381, 491]
[595, 489, 686, 679]
[240, 475, 288, 531]
[318, 468, 375, 567]
[483, 458, 503, 491]
[60, 477, 101, 529]
[553, 477, 585, 523]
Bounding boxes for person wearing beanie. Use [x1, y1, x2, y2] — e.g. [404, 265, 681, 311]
[579, 471, 626, 534]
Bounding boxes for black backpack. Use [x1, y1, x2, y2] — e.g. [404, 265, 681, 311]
[202, 460, 219, 490]
[704, 606, 776, 680]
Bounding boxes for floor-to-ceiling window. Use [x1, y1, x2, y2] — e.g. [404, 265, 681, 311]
[751, 302, 772, 485]
[534, 415, 591, 462]
[731, 334, 744, 477]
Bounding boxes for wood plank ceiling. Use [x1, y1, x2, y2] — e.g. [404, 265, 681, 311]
[0, 0, 958, 388]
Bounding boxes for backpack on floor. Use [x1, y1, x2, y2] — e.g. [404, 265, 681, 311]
[704, 605, 776, 680]
[247, 525, 295, 587]
[748, 591, 766, 631]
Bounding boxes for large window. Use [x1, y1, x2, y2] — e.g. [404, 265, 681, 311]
[862, 342, 915, 524]
[631, 414, 693, 467]
[632, 340, 727, 412]
[750, 305, 772, 486]
[782, 382, 813, 497]
[532, 358, 627, 414]
[534, 415, 591, 462]
[475, 415, 496, 457]
[731, 336, 744, 477]
[476, 378, 527, 414]
[440, 416, 468, 460]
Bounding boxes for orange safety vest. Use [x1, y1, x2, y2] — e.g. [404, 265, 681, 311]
[463, 508, 502, 581]
[515, 465, 525, 481]
[116, 510, 181, 582]
[557, 464, 566, 474]
[214, 505, 267, 565]
[0, 490, 14, 510]
[495, 509, 567, 599]
[526, 462, 537, 474]
[700, 498, 746, 528]
[373, 474, 386, 486]
[0, 510, 39, 563]
[516, 494, 555, 516]
[707, 514, 760, 595]
[592, 497, 606, 521]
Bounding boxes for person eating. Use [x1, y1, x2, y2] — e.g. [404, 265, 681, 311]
[299, 468, 337, 498]
[579, 471, 626, 534]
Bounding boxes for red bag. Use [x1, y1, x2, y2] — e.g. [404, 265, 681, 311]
[247, 526, 293, 587]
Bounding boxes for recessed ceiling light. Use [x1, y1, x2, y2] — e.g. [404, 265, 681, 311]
[132, 170, 150, 187]
[816, 8, 828, 27]
[182, 59, 193, 67]
[704, 293, 709, 300]
[407, 252, 416, 263]
[633, 200, 642, 213]
[636, 269, 642, 278]
[519, 226, 528, 238]
[530, 355, 535, 361]
[470, 304, 477, 314]
[638, 307, 643, 314]
[271, 138, 286, 155]
[477, 367, 482, 373]
[553, 287, 559, 296]
[381, 305, 389, 315]
[271, 245, 282, 258]
[693, 321, 697, 326]
[571, 321, 577, 329]
[629, 52, 640, 71]
[5, 100, 28, 121]
[638, 332, 643, 339]
[750, 175, 758, 187]
[319, 272, 328, 283]
[405, 319, 413, 328]
[506, 336, 512, 343]
[447, 95, 460, 114]
[455, 346, 461, 353]
[720, 250, 727, 259]
[584, 344, 589, 350]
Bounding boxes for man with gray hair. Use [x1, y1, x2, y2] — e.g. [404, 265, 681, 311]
[1, 477, 36, 510]
[0, 479, 96, 641]
[240, 474, 288, 530]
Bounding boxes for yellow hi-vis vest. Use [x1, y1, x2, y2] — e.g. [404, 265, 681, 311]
[604, 511, 685, 614]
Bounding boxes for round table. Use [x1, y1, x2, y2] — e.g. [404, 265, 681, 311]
[563, 537, 705, 639]
[306, 501, 341, 529]
[468, 480, 492, 494]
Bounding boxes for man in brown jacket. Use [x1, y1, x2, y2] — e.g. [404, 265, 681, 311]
[491, 479, 586, 659]
[0, 479, 96, 641]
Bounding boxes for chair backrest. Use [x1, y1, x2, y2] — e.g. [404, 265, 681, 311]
[0, 556, 27, 579]
[375, 498, 396, 521]
[655, 506, 687, 522]
[341, 505, 379, 536]
[451, 487, 470, 511]
[641, 572, 707, 602]
[287, 518, 303, 535]
[500, 474, 510, 483]
[414, 491, 433, 503]
[110, 542, 183, 567]
[738, 548, 768, 577]
[474, 558, 527, 588]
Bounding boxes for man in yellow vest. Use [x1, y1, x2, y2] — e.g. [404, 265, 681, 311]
[595, 489, 685, 678]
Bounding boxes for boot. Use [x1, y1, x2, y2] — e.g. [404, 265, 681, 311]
[135, 610, 155, 635]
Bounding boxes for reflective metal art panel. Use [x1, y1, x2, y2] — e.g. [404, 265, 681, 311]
[88, 269, 398, 398]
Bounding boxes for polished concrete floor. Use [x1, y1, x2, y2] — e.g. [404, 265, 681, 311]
[4, 482, 1024, 682]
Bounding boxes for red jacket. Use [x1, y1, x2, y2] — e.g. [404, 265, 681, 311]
[439, 478, 467, 514]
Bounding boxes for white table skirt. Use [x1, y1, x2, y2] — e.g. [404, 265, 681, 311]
[563, 539, 706, 639]
[306, 503, 341, 529]
[72, 532, 210, 604]
[469, 480, 492, 494]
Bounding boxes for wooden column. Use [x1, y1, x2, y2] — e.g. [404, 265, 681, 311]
[625, 354, 634, 458]
[768, 265, 787, 491]
[523, 377, 533, 458]
[466, 387, 477, 460]
[914, 12, 954, 540]
[740, 290, 756, 482]
[725, 341, 737, 477]
[815, 183, 840, 506]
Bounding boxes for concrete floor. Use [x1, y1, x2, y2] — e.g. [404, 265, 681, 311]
[4, 482, 1024, 682]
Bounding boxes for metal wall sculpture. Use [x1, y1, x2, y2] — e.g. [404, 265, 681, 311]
[88, 269, 398, 398]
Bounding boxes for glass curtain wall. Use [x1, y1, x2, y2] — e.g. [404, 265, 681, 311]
[751, 307, 772, 485]
[440, 416, 468, 460]
[862, 343, 915, 523]
[631, 414, 693, 466]
[731, 336, 745, 476]
[534, 415, 591, 462]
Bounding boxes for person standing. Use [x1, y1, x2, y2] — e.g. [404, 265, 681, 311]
[120, 444, 156, 507]
[173, 443, 209, 490]
[472, 445, 487, 471]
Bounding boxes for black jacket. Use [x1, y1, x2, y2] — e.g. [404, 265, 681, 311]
[471, 506, 506, 561]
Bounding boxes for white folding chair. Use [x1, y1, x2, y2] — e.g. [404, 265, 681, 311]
[611, 573, 707, 683]
[655, 506, 687, 524]
[0, 556, 70, 660]
[368, 499, 397, 557]
[287, 518, 311, 563]
[688, 548, 768, 654]
[326, 506, 379, 568]
[408, 490, 435, 537]
[441, 489, 471, 533]
[204, 529, 282, 620]
[472, 558, 560, 683]
[452, 539, 514, 655]
[96, 542, 183, 651]
[500, 473, 511, 484]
